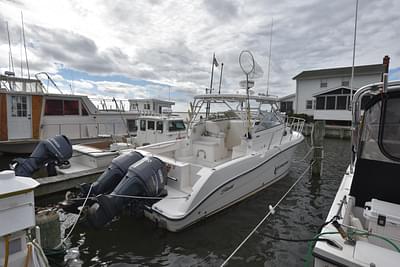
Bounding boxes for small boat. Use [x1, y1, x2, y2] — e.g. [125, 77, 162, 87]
[313, 79, 400, 266]
[62, 93, 305, 231]
[0, 72, 182, 154]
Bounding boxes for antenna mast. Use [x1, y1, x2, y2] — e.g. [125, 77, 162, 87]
[21, 11, 30, 79]
[6, 22, 15, 73]
[349, 0, 359, 174]
[20, 20, 23, 77]
[266, 17, 273, 96]
[239, 50, 255, 139]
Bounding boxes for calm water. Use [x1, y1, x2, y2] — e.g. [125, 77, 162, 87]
[0, 138, 350, 266]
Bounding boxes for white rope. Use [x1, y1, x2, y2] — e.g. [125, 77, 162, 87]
[292, 146, 324, 164]
[31, 240, 50, 267]
[55, 184, 93, 249]
[220, 163, 313, 267]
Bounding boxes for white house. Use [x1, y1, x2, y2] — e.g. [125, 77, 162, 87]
[292, 62, 386, 123]
[278, 93, 295, 114]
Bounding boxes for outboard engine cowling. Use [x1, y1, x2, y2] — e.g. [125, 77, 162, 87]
[81, 151, 143, 196]
[12, 135, 72, 177]
[85, 156, 167, 228]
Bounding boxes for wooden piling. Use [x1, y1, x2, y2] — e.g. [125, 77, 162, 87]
[35, 209, 61, 250]
[312, 120, 324, 177]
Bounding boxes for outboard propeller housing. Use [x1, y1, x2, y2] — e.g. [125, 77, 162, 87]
[85, 156, 167, 228]
[60, 151, 144, 213]
[11, 135, 72, 177]
[81, 151, 144, 196]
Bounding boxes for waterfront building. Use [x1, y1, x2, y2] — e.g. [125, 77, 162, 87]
[279, 56, 389, 125]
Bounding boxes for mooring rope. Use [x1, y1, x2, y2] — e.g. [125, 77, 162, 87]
[292, 146, 323, 164]
[220, 162, 314, 267]
[55, 184, 93, 249]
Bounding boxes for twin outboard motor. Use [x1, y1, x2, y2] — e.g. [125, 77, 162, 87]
[85, 156, 167, 228]
[11, 135, 72, 177]
[60, 151, 144, 213]
[81, 151, 144, 196]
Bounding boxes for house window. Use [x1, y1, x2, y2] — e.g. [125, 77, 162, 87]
[280, 102, 287, 112]
[280, 101, 293, 113]
[144, 103, 151, 110]
[320, 79, 328, 88]
[147, 120, 155, 130]
[336, 96, 347, 110]
[316, 97, 325, 110]
[286, 102, 293, 113]
[140, 120, 146, 131]
[342, 80, 350, 87]
[326, 96, 336, 110]
[156, 121, 163, 132]
[127, 120, 137, 132]
[130, 103, 139, 110]
[11, 95, 28, 117]
[306, 100, 313, 109]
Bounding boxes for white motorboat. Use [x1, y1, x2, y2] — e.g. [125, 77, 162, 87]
[0, 72, 183, 154]
[72, 93, 304, 231]
[313, 79, 400, 266]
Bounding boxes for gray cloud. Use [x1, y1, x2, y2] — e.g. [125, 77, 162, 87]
[203, 0, 239, 22]
[0, 0, 399, 106]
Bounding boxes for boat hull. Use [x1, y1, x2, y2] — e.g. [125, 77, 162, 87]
[145, 139, 301, 232]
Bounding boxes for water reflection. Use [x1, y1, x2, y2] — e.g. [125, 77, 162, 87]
[0, 138, 350, 266]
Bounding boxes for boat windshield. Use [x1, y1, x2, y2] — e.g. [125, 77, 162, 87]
[359, 92, 400, 162]
[254, 111, 282, 132]
[379, 93, 400, 161]
[168, 120, 186, 132]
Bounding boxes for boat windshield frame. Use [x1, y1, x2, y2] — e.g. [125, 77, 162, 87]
[187, 93, 280, 134]
[352, 80, 400, 163]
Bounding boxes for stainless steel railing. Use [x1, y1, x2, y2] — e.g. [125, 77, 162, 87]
[285, 116, 306, 134]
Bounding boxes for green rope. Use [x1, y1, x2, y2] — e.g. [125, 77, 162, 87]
[350, 231, 400, 253]
[304, 228, 400, 267]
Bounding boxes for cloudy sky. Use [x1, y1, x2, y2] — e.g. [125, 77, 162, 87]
[1, 0, 399, 111]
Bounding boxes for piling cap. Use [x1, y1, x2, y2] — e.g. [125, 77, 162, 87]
[0, 170, 39, 198]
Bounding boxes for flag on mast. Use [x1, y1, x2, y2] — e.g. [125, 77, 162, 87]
[213, 54, 219, 67]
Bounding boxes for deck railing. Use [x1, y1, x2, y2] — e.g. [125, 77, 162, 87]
[285, 116, 306, 134]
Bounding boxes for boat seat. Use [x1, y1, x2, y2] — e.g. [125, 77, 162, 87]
[350, 158, 400, 207]
[205, 121, 223, 137]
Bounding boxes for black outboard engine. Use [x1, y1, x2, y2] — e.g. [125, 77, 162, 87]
[85, 156, 167, 228]
[81, 151, 143, 196]
[11, 135, 72, 177]
[60, 151, 144, 213]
